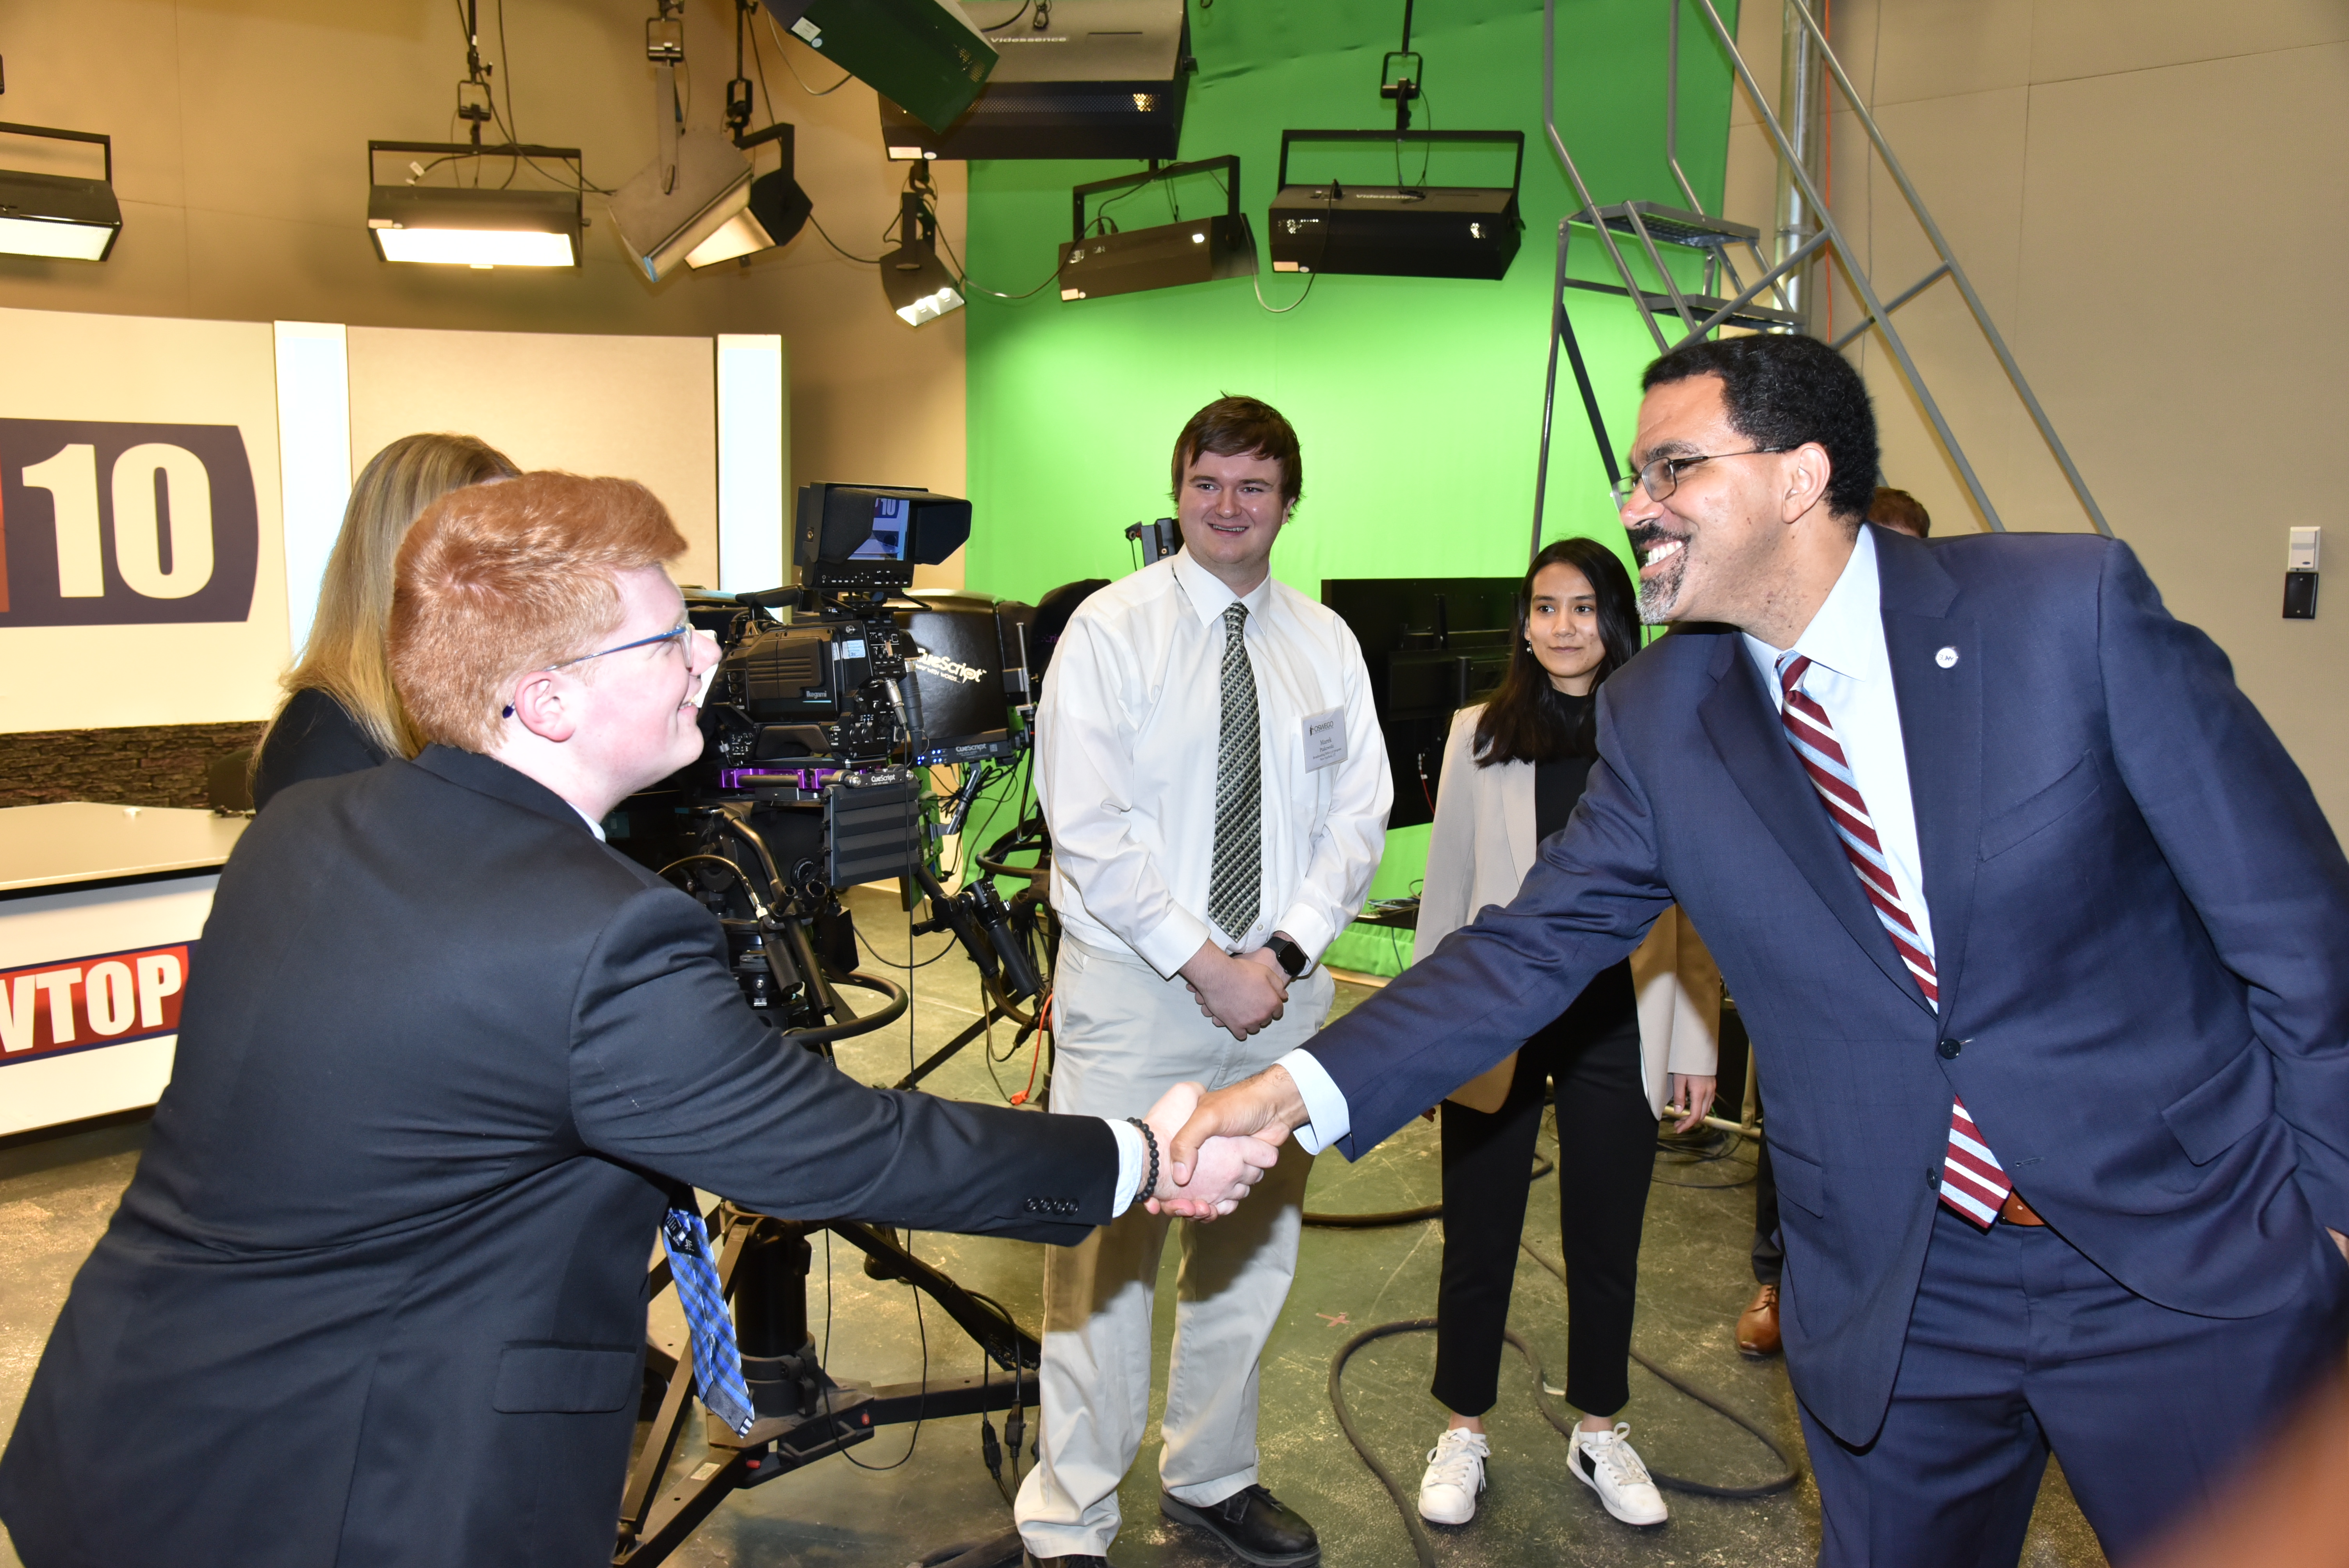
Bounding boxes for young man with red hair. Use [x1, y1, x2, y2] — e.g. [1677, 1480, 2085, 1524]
[0, 472, 1278, 1568]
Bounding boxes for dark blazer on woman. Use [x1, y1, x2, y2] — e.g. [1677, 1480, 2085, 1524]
[0, 747, 1116, 1568]
[251, 687, 390, 810]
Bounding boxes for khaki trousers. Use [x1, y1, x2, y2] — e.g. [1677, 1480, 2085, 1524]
[1013, 937, 1331, 1558]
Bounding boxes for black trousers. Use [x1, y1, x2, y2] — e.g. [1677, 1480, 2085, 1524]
[1430, 964, 1652, 1419]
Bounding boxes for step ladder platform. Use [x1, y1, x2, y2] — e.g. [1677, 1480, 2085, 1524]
[1563, 276, 1801, 333]
[1590, 201, 1762, 249]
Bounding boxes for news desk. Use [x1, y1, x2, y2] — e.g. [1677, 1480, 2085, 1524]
[0, 803, 247, 1137]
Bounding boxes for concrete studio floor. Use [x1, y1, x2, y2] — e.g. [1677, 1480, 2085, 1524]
[0, 886, 2109, 1568]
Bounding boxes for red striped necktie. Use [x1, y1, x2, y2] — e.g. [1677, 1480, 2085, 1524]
[1776, 652, 2011, 1229]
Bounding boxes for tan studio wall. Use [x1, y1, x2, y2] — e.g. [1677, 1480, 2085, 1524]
[345, 327, 721, 588]
[0, 0, 966, 575]
[1723, 0, 2349, 827]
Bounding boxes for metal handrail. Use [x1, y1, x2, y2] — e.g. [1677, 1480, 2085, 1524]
[1773, 0, 2112, 538]
[1681, 0, 2010, 533]
[1542, 2, 1671, 354]
[1535, 0, 2117, 540]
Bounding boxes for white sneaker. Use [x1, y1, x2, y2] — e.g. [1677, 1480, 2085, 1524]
[1415, 1427, 1490, 1525]
[1568, 1422, 1667, 1526]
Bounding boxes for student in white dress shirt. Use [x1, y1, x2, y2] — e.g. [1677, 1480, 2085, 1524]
[1017, 396, 1391, 1568]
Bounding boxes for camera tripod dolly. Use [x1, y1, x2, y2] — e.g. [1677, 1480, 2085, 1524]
[615, 1203, 1043, 1564]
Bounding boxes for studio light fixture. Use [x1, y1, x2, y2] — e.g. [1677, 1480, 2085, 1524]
[686, 162, 813, 270]
[1267, 129, 1524, 281]
[877, 0, 1193, 162]
[0, 122, 124, 262]
[683, 16, 813, 272]
[880, 171, 964, 326]
[365, 142, 585, 269]
[1058, 156, 1255, 303]
[779, 0, 998, 135]
[611, 127, 755, 282]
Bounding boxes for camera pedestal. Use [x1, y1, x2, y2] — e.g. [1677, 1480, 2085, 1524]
[616, 1208, 1042, 1567]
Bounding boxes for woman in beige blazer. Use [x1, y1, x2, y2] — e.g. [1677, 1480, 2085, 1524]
[1410, 537, 1720, 1534]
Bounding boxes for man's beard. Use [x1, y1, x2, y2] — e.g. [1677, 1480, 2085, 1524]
[1627, 523, 1687, 624]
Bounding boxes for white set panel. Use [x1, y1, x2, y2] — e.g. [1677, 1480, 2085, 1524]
[273, 321, 353, 660]
[716, 333, 788, 595]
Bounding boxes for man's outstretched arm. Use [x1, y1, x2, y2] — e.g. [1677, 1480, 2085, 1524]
[1174, 693, 1679, 1171]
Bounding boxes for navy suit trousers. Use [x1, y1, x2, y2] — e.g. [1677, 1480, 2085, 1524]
[1800, 1205, 2349, 1568]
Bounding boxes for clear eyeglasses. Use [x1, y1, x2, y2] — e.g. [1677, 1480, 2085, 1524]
[1609, 447, 1789, 510]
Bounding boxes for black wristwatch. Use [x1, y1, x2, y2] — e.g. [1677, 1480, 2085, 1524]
[1264, 932, 1309, 979]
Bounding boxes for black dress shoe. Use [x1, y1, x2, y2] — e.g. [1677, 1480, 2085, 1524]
[1024, 1554, 1110, 1568]
[1160, 1484, 1321, 1568]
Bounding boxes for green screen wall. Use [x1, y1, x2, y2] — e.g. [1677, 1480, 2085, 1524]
[958, 0, 1743, 969]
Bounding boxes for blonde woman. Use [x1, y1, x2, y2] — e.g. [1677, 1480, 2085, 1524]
[252, 433, 517, 809]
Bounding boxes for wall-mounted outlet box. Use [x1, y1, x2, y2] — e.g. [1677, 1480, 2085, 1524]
[2285, 526, 2320, 619]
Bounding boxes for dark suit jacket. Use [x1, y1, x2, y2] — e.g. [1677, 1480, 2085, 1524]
[0, 747, 1115, 1568]
[251, 688, 390, 811]
[1303, 528, 2349, 1443]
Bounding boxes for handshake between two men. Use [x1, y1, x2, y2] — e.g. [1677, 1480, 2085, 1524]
[1137, 1077, 1293, 1219]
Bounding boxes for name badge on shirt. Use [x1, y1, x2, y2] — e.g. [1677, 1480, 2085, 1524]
[1302, 706, 1347, 771]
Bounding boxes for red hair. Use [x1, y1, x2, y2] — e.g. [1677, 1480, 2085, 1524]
[389, 472, 686, 751]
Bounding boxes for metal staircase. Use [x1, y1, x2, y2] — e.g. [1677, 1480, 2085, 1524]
[1528, 0, 2114, 554]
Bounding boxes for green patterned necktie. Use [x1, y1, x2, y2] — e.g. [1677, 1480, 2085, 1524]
[1208, 601, 1262, 939]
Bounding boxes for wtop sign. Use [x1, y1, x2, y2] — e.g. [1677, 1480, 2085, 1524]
[0, 420, 260, 626]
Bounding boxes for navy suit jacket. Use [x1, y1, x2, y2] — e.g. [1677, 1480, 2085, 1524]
[0, 748, 1116, 1568]
[1305, 527, 2349, 1443]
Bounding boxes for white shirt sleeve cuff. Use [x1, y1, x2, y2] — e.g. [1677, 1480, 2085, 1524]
[1106, 1116, 1146, 1216]
[1133, 908, 1215, 979]
[1273, 905, 1337, 966]
[1275, 1048, 1351, 1156]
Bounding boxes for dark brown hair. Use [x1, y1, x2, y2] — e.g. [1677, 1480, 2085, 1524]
[1473, 536, 1642, 766]
[1868, 485, 1932, 537]
[1169, 395, 1303, 506]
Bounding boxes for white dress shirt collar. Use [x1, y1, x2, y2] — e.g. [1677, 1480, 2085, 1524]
[1736, 524, 1936, 959]
[1742, 524, 1882, 683]
[1171, 549, 1274, 626]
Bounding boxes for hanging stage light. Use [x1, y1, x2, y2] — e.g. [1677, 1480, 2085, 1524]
[0, 122, 124, 262]
[1267, 129, 1524, 281]
[880, 174, 963, 326]
[684, 22, 813, 273]
[686, 163, 813, 269]
[610, 128, 756, 282]
[365, 142, 585, 268]
[1058, 156, 1255, 303]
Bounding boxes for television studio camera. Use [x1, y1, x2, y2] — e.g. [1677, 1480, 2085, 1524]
[605, 484, 1066, 1567]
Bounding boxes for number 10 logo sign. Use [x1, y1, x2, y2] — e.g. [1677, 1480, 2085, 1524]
[0, 421, 260, 625]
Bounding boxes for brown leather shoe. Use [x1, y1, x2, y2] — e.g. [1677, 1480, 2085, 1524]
[1736, 1283, 1782, 1358]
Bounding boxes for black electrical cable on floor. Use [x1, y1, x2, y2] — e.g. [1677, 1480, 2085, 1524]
[1302, 1154, 1552, 1228]
[1328, 1309, 1797, 1568]
[1310, 1137, 1800, 1564]
[1515, 1240, 1799, 1500]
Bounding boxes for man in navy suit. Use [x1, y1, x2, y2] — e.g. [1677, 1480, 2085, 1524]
[1164, 334, 2349, 1565]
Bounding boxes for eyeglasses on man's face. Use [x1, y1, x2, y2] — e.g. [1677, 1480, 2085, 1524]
[501, 624, 693, 719]
[1609, 447, 1790, 511]
[546, 623, 692, 671]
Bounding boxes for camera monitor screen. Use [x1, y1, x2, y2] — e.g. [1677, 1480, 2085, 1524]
[848, 495, 913, 560]
[795, 483, 972, 574]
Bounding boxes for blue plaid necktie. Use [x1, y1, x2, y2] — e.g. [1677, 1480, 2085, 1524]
[660, 1205, 756, 1437]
